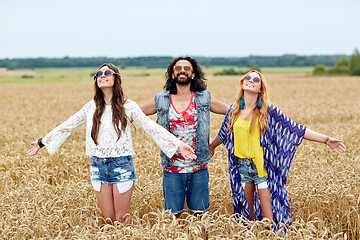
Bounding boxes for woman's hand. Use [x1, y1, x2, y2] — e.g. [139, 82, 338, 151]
[178, 143, 197, 160]
[326, 137, 346, 153]
[26, 140, 41, 156]
[304, 129, 346, 153]
[209, 136, 222, 158]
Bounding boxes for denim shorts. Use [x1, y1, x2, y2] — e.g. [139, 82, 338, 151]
[163, 168, 209, 214]
[89, 156, 136, 185]
[235, 157, 267, 185]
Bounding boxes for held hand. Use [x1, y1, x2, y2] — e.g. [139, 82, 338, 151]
[179, 143, 197, 160]
[326, 137, 346, 153]
[26, 140, 41, 156]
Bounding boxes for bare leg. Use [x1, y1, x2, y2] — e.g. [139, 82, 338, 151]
[95, 183, 115, 224]
[257, 187, 273, 223]
[243, 183, 255, 220]
[113, 183, 134, 225]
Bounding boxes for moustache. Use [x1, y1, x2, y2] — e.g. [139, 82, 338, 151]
[176, 72, 189, 78]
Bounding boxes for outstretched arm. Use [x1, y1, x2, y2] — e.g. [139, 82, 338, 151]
[26, 139, 43, 156]
[209, 104, 233, 157]
[140, 98, 157, 116]
[210, 95, 228, 115]
[304, 128, 346, 153]
[26, 101, 91, 156]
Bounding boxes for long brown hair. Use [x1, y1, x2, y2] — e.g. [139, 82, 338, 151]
[91, 63, 128, 145]
[229, 70, 269, 134]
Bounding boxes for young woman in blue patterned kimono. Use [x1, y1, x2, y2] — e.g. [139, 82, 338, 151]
[209, 70, 346, 226]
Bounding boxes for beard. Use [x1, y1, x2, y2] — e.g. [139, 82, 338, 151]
[175, 73, 192, 85]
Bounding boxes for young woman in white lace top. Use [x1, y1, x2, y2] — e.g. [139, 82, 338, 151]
[26, 63, 197, 225]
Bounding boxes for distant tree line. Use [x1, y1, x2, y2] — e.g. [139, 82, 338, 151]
[214, 65, 262, 76]
[0, 54, 348, 70]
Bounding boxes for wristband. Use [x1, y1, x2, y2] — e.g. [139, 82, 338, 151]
[324, 136, 330, 144]
[38, 138, 45, 148]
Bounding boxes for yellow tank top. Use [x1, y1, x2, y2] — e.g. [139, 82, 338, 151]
[233, 117, 267, 177]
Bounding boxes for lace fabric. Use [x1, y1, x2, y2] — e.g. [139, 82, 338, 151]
[42, 100, 182, 158]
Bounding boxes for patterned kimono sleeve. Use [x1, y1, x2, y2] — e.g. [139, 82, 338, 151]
[127, 101, 182, 158]
[42, 101, 92, 155]
[262, 104, 306, 225]
[263, 104, 307, 162]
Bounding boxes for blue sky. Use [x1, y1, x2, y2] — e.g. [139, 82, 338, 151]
[1, 0, 359, 58]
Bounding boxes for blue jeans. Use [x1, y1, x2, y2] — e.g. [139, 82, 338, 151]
[235, 158, 267, 185]
[163, 168, 210, 214]
[89, 156, 136, 184]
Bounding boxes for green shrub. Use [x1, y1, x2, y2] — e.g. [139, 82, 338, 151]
[214, 68, 244, 76]
[312, 64, 326, 75]
[335, 57, 349, 68]
[21, 75, 34, 78]
[328, 66, 349, 75]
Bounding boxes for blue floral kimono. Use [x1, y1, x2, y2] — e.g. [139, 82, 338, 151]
[218, 103, 306, 225]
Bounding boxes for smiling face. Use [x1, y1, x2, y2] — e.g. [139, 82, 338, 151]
[172, 60, 195, 85]
[242, 71, 262, 94]
[96, 66, 115, 90]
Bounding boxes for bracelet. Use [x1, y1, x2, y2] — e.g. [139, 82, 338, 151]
[38, 138, 45, 148]
[324, 136, 330, 144]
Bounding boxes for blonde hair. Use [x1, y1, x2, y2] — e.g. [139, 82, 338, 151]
[229, 70, 269, 134]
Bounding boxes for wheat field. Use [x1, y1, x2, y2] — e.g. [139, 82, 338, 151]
[0, 68, 359, 239]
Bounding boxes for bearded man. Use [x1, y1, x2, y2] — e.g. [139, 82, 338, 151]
[141, 56, 228, 217]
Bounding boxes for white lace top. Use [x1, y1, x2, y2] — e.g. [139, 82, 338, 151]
[42, 100, 182, 158]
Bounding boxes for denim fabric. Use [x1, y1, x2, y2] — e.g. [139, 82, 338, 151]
[163, 168, 210, 213]
[89, 156, 136, 184]
[155, 91, 211, 168]
[235, 157, 267, 185]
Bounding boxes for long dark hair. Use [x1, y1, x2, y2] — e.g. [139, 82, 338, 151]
[164, 56, 207, 94]
[91, 63, 128, 145]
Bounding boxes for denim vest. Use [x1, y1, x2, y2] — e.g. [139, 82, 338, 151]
[155, 91, 211, 168]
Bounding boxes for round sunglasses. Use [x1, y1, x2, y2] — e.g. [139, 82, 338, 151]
[173, 66, 193, 72]
[95, 69, 115, 78]
[243, 75, 261, 83]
